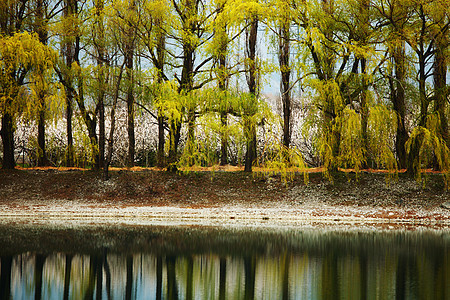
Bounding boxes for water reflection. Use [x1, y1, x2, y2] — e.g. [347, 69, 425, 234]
[0, 226, 448, 299]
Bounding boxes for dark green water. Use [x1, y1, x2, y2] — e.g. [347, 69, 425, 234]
[0, 225, 448, 299]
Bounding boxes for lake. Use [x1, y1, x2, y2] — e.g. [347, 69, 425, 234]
[0, 224, 448, 299]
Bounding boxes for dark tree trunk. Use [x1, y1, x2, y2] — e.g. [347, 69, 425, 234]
[156, 29, 166, 168]
[181, 1, 196, 152]
[167, 0, 198, 168]
[217, 7, 228, 165]
[433, 34, 448, 148]
[98, 94, 105, 169]
[1, 112, 15, 169]
[94, 0, 106, 171]
[360, 58, 369, 167]
[359, 0, 370, 168]
[407, 50, 428, 176]
[168, 120, 181, 169]
[87, 118, 99, 170]
[36, 0, 49, 167]
[220, 112, 228, 166]
[62, 0, 79, 167]
[37, 108, 49, 166]
[157, 116, 165, 167]
[126, 67, 135, 168]
[103, 63, 124, 180]
[391, 42, 408, 169]
[418, 53, 428, 128]
[279, 20, 291, 148]
[124, 8, 136, 168]
[244, 16, 258, 172]
[66, 96, 74, 167]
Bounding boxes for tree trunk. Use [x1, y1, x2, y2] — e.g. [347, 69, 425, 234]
[391, 42, 408, 169]
[279, 20, 291, 148]
[62, 0, 79, 167]
[37, 108, 49, 166]
[360, 58, 369, 168]
[220, 112, 228, 165]
[36, 0, 49, 167]
[87, 119, 99, 170]
[157, 115, 165, 167]
[126, 68, 135, 168]
[103, 62, 124, 180]
[217, 6, 228, 165]
[124, 3, 136, 168]
[418, 53, 428, 128]
[244, 16, 258, 172]
[433, 33, 448, 148]
[95, 0, 106, 171]
[156, 26, 166, 168]
[66, 95, 74, 167]
[1, 112, 15, 169]
[168, 120, 181, 170]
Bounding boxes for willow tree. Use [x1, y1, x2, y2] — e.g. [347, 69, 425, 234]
[93, 0, 109, 170]
[133, 0, 171, 167]
[372, 0, 410, 169]
[35, 0, 49, 166]
[289, 0, 387, 175]
[224, 0, 263, 172]
[0, 32, 55, 169]
[266, 0, 293, 149]
[57, 0, 81, 167]
[163, 0, 219, 168]
[379, 0, 450, 176]
[431, 2, 449, 150]
[213, 0, 231, 165]
[109, 0, 139, 167]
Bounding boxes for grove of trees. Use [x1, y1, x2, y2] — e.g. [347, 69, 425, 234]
[0, 0, 449, 180]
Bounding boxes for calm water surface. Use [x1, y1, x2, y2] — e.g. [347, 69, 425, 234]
[0, 225, 448, 299]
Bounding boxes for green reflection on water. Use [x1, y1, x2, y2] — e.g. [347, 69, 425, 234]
[0, 226, 448, 299]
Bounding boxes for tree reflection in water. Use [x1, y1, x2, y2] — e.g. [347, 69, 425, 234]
[0, 227, 448, 299]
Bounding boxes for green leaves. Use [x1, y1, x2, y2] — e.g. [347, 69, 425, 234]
[0, 32, 56, 115]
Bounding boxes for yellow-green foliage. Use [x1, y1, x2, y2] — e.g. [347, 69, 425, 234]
[0, 32, 56, 116]
[258, 142, 308, 184]
[336, 107, 365, 172]
[367, 105, 398, 173]
[406, 113, 450, 186]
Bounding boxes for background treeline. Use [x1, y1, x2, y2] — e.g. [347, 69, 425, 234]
[0, 0, 449, 180]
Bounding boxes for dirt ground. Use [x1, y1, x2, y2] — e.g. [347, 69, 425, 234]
[0, 167, 449, 229]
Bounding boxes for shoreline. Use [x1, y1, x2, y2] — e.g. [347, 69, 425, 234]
[0, 168, 449, 230]
[1, 200, 448, 230]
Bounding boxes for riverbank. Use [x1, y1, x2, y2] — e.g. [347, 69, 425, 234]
[0, 168, 449, 229]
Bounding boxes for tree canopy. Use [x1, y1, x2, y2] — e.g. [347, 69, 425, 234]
[0, 0, 449, 184]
